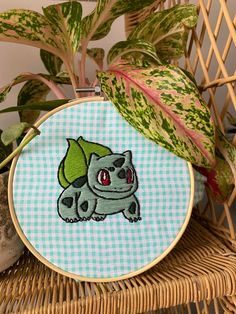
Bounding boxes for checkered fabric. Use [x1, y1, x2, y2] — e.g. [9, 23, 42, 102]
[13, 101, 195, 279]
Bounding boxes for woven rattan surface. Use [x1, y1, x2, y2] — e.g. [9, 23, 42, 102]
[0, 219, 236, 314]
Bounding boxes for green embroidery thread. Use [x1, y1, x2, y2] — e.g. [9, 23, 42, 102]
[57, 137, 141, 223]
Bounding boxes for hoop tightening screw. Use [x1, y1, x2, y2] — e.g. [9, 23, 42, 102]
[75, 85, 101, 96]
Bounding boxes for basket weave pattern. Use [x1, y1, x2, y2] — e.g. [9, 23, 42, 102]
[0, 0, 236, 313]
[1, 220, 236, 313]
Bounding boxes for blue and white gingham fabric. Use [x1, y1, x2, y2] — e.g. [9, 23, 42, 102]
[13, 101, 195, 279]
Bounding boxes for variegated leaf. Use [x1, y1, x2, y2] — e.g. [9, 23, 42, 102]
[227, 112, 236, 135]
[0, 73, 71, 104]
[227, 112, 236, 127]
[107, 39, 162, 65]
[180, 68, 198, 87]
[56, 71, 70, 79]
[43, 1, 82, 53]
[216, 129, 236, 182]
[1, 122, 31, 146]
[0, 74, 31, 103]
[40, 49, 63, 76]
[0, 2, 82, 64]
[55, 70, 79, 85]
[0, 129, 12, 166]
[0, 99, 68, 114]
[86, 48, 105, 69]
[0, 9, 59, 55]
[125, 1, 163, 37]
[47, 73, 71, 85]
[17, 80, 50, 124]
[195, 156, 234, 203]
[98, 64, 215, 167]
[81, 0, 163, 42]
[129, 4, 198, 61]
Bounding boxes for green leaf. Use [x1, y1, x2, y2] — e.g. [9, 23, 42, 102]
[107, 39, 162, 66]
[43, 1, 82, 54]
[1, 122, 31, 146]
[0, 99, 69, 114]
[98, 64, 215, 167]
[86, 48, 105, 69]
[0, 2, 82, 65]
[216, 128, 236, 181]
[40, 49, 63, 75]
[227, 112, 236, 128]
[180, 68, 198, 87]
[77, 137, 112, 163]
[129, 4, 198, 61]
[0, 129, 12, 164]
[47, 73, 71, 85]
[81, 0, 163, 42]
[17, 79, 50, 124]
[15, 72, 70, 125]
[58, 159, 70, 188]
[56, 71, 70, 79]
[63, 139, 87, 183]
[0, 74, 32, 103]
[196, 156, 234, 203]
[0, 9, 60, 55]
[0, 73, 71, 104]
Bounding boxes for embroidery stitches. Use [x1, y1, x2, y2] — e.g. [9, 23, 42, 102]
[57, 137, 141, 223]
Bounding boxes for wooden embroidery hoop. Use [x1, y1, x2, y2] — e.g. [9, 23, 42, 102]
[8, 96, 195, 282]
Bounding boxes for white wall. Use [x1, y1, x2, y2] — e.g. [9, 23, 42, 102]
[0, 1, 125, 130]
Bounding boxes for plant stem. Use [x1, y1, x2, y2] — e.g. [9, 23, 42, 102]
[64, 60, 79, 98]
[34, 74, 66, 99]
[79, 42, 88, 88]
[30, 125, 41, 135]
[0, 132, 38, 171]
[92, 78, 99, 87]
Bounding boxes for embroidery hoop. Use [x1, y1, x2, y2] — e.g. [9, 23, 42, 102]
[8, 96, 194, 282]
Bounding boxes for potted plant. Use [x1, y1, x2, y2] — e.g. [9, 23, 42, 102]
[0, 131, 24, 272]
[0, 1, 235, 222]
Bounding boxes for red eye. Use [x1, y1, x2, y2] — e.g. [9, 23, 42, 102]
[97, 169, 111, 186]
[127, 168, 134, 184]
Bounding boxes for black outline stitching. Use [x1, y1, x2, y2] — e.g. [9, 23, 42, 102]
[57, 138, 141, 223]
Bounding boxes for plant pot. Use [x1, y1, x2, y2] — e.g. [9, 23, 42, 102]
[0, 171, 24, 272]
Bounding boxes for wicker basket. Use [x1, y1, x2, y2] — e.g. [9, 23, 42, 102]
[0, 0, 235, 313]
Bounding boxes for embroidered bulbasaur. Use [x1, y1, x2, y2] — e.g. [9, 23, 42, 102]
[57, 137, 141, 223]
